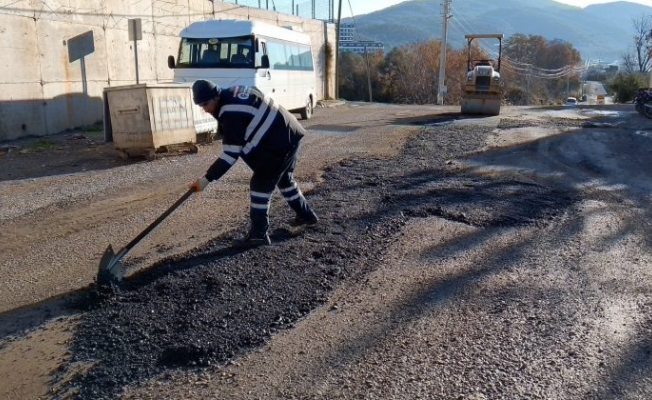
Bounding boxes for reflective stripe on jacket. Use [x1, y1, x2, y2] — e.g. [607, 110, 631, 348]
[205, 85, 305, 182]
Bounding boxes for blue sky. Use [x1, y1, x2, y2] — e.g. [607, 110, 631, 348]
[341, 0, 652, 17]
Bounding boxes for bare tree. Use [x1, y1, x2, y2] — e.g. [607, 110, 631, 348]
[620, 52, 638, 73]
[631, 15, 652, 73]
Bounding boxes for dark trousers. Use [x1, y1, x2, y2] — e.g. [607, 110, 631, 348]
[248, 144, 314, 237]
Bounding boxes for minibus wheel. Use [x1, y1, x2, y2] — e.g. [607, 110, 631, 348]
[300, 97, 312, 120]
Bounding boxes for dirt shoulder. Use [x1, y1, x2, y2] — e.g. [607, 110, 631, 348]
[2, 103, 652, 399]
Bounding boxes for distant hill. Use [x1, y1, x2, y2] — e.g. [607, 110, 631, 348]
[344, 0, 652, 64]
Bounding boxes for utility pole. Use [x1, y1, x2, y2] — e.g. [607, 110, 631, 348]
[335, 0, 342, 99]
[364, 43, 372, 102]
[566, 70, 570, 94]
[437, 0, 452, 105]
[526, 64, 531, 105]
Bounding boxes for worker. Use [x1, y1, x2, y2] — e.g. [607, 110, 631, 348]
[189, 79, 318, 248]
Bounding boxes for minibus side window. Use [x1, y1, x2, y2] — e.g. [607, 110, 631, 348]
[266, 41, 287, 70]
[299, 46, 314, 71]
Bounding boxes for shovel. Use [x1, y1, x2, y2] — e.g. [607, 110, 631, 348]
[96, 187, 195, 284]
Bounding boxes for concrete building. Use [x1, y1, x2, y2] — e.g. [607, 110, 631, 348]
[339, 22, 356, 42]
[340, 42, 385, 54]
[0, 1, 336, 141]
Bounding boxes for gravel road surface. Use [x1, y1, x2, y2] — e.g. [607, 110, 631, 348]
[1, 103, 651, 399]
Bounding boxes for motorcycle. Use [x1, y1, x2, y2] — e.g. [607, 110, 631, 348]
[634, 88, 652, 118]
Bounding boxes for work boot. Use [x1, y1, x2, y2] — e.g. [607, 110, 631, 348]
[289, 212, 319, 227]
[232, 232, 271, 249]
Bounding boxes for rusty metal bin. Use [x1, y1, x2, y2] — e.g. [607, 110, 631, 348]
[103, 84, 198, 159]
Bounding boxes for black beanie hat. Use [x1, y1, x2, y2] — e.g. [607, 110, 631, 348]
[192, 80, 221, 104]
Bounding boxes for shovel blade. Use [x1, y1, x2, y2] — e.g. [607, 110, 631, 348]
[97, 244, 126, 284]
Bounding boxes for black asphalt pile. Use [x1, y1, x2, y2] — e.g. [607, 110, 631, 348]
[57, 120, 578, 399]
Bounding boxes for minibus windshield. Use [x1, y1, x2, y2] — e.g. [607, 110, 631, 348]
[176, 36, 254, 68]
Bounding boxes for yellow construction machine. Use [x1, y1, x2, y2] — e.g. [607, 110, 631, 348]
[461, 33, 504, 116]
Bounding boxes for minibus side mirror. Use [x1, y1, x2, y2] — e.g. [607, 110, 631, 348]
[167, 55, 175, 69]
[260, 55, 270, 69]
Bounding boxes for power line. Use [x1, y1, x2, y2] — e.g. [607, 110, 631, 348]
[449, 3, 500, 59]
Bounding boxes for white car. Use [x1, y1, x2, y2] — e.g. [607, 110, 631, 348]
[564, 97, 578, 107]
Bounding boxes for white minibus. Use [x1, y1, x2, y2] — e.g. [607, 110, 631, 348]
[168, 19, 316, 125]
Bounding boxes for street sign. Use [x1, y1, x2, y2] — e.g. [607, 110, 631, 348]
[128, 19, 142, 41]
[128, 19, 143, 84]
[67, 30, 95, 63]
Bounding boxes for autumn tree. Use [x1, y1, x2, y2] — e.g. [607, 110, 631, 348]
[382, 41, 441, 104]
[443, 45, 469, 105]
[378, 39, 466, 105]
[502, 34, 582, 104]
[338, 50, 384, 101]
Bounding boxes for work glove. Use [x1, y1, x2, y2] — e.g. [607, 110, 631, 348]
[189, 176, 210, 193]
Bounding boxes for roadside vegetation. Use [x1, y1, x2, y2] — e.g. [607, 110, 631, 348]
[608, 14, 652, 103]
[338, 14, 652, 106]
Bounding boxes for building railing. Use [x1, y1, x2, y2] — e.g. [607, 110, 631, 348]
[221, 0, 336, 22]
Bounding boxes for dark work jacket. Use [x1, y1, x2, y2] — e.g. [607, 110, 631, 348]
[205, 85, 306, 182]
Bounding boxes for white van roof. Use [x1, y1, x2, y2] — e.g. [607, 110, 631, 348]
[179, 19, 311, 45]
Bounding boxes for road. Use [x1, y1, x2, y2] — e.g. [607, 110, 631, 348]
[582, 81, 611, 105]
[1, 102, 652, 399]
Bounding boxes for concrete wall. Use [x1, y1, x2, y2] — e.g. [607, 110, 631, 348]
[0, 1, 336, 141]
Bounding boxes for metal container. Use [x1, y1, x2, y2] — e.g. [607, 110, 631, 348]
[191, 102, 219, 142]
[103, 84, 198, 159]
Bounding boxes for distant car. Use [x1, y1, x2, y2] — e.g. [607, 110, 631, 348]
[564, 97, 578, 107]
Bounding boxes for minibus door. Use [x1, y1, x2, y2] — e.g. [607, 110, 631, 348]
[256, 39, 286, 106]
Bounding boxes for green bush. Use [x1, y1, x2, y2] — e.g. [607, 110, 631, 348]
[608, 72, 648, 102]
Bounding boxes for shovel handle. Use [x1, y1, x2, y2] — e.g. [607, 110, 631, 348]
[123, 188, 195, 253]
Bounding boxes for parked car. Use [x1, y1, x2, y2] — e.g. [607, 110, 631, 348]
[564, 97, 578, 107]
